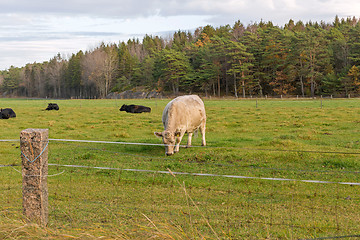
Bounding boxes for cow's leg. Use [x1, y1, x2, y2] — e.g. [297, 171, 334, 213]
[200, 122, 206, 146]
[187, 132, 193, 148]
[174, 131, 185, 153]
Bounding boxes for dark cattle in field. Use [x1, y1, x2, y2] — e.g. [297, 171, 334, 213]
[0, 108, 16, 119]
[120, 104, 151, 113]
[46, 103, 59, 111]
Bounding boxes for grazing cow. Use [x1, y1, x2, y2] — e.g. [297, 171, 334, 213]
[120, 104, 151, 113]
[0, 108, 16, 119]
[154, 95, 206, 156]
[45, 103, 59, 111]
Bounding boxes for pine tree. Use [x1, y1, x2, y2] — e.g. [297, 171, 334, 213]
[225, 39, 253, 97]
[304, 26, 332, 97]
[155, 49, 192, 95]
[194, 44, 221, 97]
[65, 51, 83, 97]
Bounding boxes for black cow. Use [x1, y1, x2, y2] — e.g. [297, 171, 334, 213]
[45, 103, 59, 111]
[120, 104, 151, 113]
[0, 108, 16, 119]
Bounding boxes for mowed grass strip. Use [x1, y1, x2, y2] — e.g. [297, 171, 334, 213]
[0, 98, 359, 239]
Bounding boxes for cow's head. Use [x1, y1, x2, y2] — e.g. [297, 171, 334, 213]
[120, 104, 127, 111]
[154, 131, 176, 156]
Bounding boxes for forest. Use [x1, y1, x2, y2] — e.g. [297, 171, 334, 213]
[1, 16, 360, 99]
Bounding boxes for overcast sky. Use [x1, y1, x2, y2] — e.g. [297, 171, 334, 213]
[1, 0, 360, 70]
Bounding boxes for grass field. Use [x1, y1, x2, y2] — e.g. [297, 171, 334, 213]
[1, 97, 360, 239]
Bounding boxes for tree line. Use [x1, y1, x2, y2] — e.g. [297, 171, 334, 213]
[1, 16, 360, 99]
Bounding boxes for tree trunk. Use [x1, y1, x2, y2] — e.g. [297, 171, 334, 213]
[258, 82, 263, 97]
[242, 80, 245, 98]
[311, 76, 315, 98]
[299, 58, 305, 97]
[172, 82, 176, 95]
[225, 69, 229, 96]
[310, 50, 315, 98]
[233, 72, 238, 98]
[217, 75, 221, 97]
[300, 76, 305, 97]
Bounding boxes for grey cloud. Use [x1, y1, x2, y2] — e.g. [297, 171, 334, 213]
[0, 0, 357, 25]
[0, 31, 129, 43]
[0, 0, 284, 18]
[0, 0, 162, 18]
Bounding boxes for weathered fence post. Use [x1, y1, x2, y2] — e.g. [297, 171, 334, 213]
[20, 128, 49, 226]
[321, 95, 323, 109]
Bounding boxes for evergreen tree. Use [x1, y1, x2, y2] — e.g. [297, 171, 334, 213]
[289, 31, 309, 96]
[304, 26, 332, 96]
[259, 26, 294, 95]
[116, 41, 140, 91]
[348, 24, 360, 66]
[1, 66, 21, 95]
[240, 29, 264, 96]
[154, 49, 192, 95]
[207, 36, 228, 97]
[132, 55, 156, 89]
[194, 43, 221, 96]
[65, 51, 83, 97]
[225, 39, 254, 97]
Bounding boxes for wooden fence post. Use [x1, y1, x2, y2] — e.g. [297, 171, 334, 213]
[20, 128, 49, 226]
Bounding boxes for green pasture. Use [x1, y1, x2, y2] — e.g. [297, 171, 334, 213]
[1, 97, 360, 239]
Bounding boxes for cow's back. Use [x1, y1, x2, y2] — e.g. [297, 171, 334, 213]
[163, 95, 206, 131]
[0, 108, 16, 118]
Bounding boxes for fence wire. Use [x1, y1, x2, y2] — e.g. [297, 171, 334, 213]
[1, 139, 359, 239]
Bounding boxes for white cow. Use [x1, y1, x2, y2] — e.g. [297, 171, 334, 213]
[155, 95, 206, 155]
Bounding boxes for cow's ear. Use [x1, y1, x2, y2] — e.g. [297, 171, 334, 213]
[154, 132, 163, 138]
